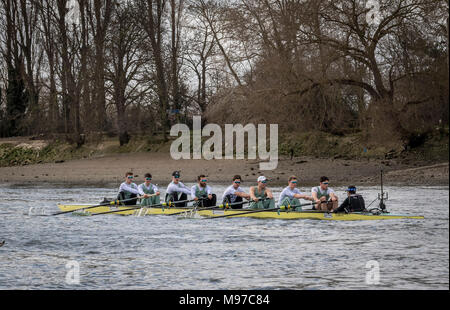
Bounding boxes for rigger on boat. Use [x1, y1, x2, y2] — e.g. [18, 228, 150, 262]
[56, 170, 424, 221]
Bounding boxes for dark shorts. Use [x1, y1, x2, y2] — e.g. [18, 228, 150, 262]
[118, 192, 138, 206]
[165, 193, 188, 208]
[198, 194, 217, 208]
[223, 195, 243, 209]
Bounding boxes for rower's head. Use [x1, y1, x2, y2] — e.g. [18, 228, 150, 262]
[345, 186, 357, 196]
[232, 175, 242, 188]
[198, 174, 208, 187]
[172, 171, 181, 183]
[144, 173, 152, 185]
[257, 176, 268, 188]
[320, 176, 330, 190]
[289, 176, 298, 188]
[125, 172, 134, 184]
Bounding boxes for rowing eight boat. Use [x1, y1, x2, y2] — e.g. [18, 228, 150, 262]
[56, 204, 424, 221]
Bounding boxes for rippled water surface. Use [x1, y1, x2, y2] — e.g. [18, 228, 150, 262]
[0, 183, 448, 289]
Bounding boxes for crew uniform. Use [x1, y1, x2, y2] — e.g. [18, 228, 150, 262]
[166, 181, 191, 208]
[278, 187, 304, 211]
[249, 187, 275, 210]
[191, 184, 216, 207]
[138, 183, 160, 206]
[222, 185, 245, 209]
[118, 182, 140, 206]
[311, 186, 335, 210]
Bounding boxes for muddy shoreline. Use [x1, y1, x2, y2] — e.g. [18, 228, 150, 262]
[0, 152, 447, 188]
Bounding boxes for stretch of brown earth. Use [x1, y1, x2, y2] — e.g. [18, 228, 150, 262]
[0, 151, 448, 187]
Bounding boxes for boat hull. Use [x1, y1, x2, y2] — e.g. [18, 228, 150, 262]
[57, 204, 424, 221]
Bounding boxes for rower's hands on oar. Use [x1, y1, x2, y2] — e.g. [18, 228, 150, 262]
[142, 193, 158, 198]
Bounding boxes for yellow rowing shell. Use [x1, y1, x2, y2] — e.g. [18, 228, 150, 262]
[57, 204, 424, 221]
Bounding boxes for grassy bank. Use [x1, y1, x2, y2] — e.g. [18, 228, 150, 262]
[279, 127, 449, 162]
[1, 127, 448, 168]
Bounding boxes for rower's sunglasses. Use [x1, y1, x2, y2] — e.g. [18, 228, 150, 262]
[261, 180, 267, 184]
[127, 176, 134, 179]
[145, 177, 152, 181]
[291, 181, 298, 184]
[323, 182, 329, 185]
[234, 181, 241, 184]
[201, 179, 208, 182]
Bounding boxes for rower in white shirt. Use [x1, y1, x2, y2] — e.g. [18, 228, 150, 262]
[222, 175, 250, 209]
[118, 172, 143, 205]
[165, 171, 191, 207]
[278, 176, 314, 211]
[191, 175, 216, 207]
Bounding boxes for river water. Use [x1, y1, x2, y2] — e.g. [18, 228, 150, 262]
[0, 183, 448, 290]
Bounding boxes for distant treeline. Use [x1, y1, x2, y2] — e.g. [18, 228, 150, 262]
[0, 0, 448, 148]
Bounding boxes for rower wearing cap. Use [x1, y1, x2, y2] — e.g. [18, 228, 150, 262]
[311, 176, 339, 211]
[138, 173, 160, 206]
[333, 186, 366, 213]
[249, 176, 275, 209]
[191, 175, 216, 207]
[118, 172, 140, 205]
[166, 171, 192, 207]
[222, 175, 250, 209]
[278, 176, 315, 211]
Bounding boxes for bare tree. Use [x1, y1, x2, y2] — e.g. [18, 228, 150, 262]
[105, 1, 149, 145]
[86, 0, 113, 131]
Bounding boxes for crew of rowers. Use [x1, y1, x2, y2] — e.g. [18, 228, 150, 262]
[117, 171, 366, 213]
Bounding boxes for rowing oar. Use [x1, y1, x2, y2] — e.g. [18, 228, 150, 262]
[44, 196, 153, 216]
[166, 198, 268, 216]
[90, 198, 198, 216]
[205, 201, 326, 219]
[0, 240, 5, 247]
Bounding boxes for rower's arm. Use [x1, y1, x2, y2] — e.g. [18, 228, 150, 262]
[120, 183, 140, 195]
[311, 191, 319, 202]
[180, 187, 192, 196]
[167, 183, 191, 196]
[265, 188, 274, 199]
[190, 186, 197, 198]
[294, 193, 314, 201]
[153, 184, 159, 193]
[334, 197, 349, 213]
[249, 187, 257, 201]
[330, 191, 338, 201]
[137, 185, 145, 196]
[236, 191, 251, 200]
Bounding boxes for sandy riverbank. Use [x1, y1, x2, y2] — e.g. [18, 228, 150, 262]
[0, 151, 447, 187]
